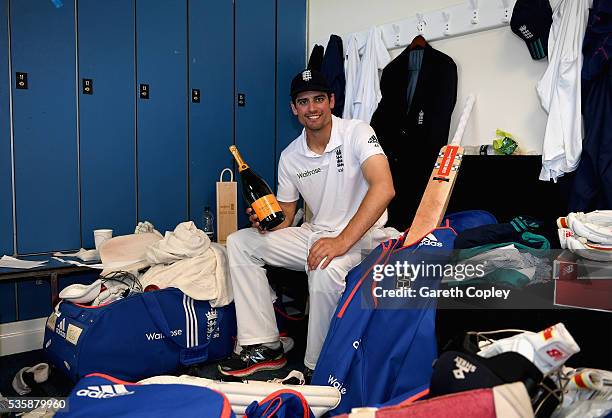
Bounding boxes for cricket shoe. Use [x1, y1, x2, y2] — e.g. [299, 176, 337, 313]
[218, 344, 286, 377]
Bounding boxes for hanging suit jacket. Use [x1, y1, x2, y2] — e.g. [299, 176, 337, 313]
[371, 44, 457, 231]
[321, 34, 346, 117]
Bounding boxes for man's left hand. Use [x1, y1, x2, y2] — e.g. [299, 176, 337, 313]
[307, 236, 351, 271]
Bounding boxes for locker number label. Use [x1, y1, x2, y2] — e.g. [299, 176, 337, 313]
[82, 79, 93, 95]
[192, 89, 200, 103]
[237, 93, 246, 107]
[16, 72, 28, 89]
[140, 84, 150, 99]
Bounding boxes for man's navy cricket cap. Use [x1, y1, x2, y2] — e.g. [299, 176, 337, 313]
[510, 0, 553, 60]
[290, 69, 331, 99]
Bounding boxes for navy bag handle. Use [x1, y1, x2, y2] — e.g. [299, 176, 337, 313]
[142, 290, 214, 366]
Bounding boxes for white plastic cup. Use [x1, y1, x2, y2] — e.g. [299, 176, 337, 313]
[94, 229, 113, 249]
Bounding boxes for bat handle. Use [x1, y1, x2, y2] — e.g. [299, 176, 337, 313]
[450, 94, 475, 146]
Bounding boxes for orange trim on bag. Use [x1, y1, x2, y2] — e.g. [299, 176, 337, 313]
[398, 388, 430, 406]
[254, 389, 310, 418]
[209, 389, 234, 418]
[84, 373, 140, 385]
[261, 397, 282, 417]
[73, 301, 111, 309]
[337, 240, 396, 318]
[394, 226, 457, 253]
[381, 388, 430, 411]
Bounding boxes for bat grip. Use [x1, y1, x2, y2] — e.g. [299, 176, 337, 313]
[450, 94, 475, 146]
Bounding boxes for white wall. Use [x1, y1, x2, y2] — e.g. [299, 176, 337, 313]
[309, 0, 548, 154]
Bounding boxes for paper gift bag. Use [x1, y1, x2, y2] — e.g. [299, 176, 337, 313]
[216, 168, 237, 245]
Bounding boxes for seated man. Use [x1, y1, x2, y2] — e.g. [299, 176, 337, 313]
[219, 69, 395, 378]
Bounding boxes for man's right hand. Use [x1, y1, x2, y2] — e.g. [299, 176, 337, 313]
[246, 207, 266, 234]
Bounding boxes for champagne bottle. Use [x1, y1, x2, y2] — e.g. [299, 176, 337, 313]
[229, 145, 285, 231]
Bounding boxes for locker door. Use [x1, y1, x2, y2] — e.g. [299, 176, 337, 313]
[188, 0, 234, 229]
[10, 0, 79, 254]
[276, 0, 307, 181]
[17, 279, 50, 320]
[0, 0, 13, 256]
[235, 0, 276, 224]
[136, 0, 188, 233]
[78, 0, 136, 248]
[0, 282, 16, 323]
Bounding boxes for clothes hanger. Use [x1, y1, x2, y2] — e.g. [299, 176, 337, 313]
[408, 35, 427, 50]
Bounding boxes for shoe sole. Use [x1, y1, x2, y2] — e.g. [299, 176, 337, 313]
[218, 357, 287, 377]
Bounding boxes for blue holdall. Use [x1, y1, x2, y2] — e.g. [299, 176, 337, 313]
[311, 223, 457, 415]
[44, 287, 236, 381]
[55, 373, 235, 417]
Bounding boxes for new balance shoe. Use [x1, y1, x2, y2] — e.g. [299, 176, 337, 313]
[218, 344, 286, 377]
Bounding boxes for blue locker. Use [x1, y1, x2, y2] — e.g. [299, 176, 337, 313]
[136, 0, 188, 234]
[0, 0, 13, 256]
[276, 0, 307, 183]
[78, 0, 136, 248]
[235, 0, 276, 225]
[188, 0, 234, 230]
[17, 279, 51, 320]
[10, 0, 79, 254]
[58, 270, 99, 293]
[0, 281, 16, 323]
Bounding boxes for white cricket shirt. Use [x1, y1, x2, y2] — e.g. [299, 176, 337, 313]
[353, 26, 390, 123]
[277, 115, 387, 231]
[342, 34, 361, 120]
[537, 0, 591, 182]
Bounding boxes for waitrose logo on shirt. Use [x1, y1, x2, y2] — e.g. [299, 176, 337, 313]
[297, 167, 322, 179]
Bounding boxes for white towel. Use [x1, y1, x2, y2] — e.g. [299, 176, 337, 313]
[140, 222, 233, 307]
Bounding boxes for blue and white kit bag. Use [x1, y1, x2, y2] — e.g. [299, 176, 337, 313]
[312, 224, 457, 415]
[44, 287, 236, 381]
[55, 373, 235, 418]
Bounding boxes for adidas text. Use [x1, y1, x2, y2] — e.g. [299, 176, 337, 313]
[419, 238, 442, 247]
[77, 385, 135, 399]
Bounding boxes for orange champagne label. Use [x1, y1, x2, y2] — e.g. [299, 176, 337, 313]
[252, 194, 281, 221]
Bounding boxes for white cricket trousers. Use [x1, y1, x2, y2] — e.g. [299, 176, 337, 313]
[226, 223, 393, 370]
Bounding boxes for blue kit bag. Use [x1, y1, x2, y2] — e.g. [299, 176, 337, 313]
[54, 373, 235, 417]
[311, 223, 457, 415]
[245, 389, 315, 418]
[44, 287, 236, 381]
[443, 210, 497, 233]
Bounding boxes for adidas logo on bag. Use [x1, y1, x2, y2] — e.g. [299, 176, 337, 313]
[76, 384, 135, 399]
[419, 233, 443, 248]
[55, 318, 67, 338]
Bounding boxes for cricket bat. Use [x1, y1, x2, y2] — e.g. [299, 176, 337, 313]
[403, 94, 476, 247]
